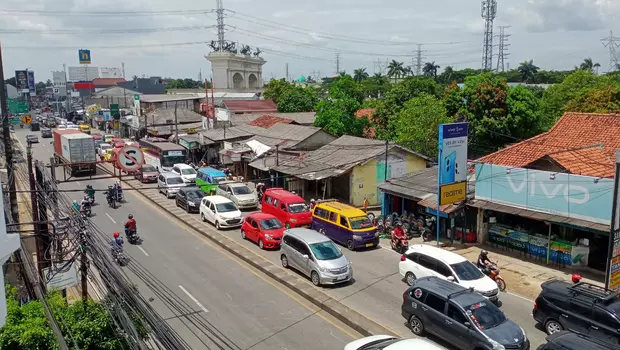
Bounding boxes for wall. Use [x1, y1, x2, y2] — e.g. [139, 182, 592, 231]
[475, 163, 614, 225]
[350, 149, 427, 207]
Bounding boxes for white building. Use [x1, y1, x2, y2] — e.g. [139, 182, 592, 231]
[206, 52, 265, 90]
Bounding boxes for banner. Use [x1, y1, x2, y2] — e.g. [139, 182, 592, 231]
[27, 71, 36, 96]
[438, 122, 468, 205]
[14, 70, 28, 92]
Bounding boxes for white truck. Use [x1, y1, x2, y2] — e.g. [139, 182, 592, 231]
[53, 129, 97, 176]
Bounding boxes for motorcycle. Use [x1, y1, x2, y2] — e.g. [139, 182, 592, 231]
[114, 186, 124, 203]
[390, 232, 409, 254]
[80, 203, 92, 217]
[84, 194, 95, 205]
[476, 262, 506, 291]
[107, 195, 116, 209]
[112, 249, 128, 266]
[125, 227, 141, 245]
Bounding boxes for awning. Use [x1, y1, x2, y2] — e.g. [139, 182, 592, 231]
[470, 199, 609, 233]
[418, 196, 463, 215]
[378, 182, 433, 201]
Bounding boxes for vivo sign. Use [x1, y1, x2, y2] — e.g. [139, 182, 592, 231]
[475, 164, 613, 225]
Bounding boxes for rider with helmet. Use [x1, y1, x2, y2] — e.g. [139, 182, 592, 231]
[84, 184, 95, 201]
[125, 214, 137, 234]
[110, 231, 124, 257]
[572, 273, 582, 284]
[393, 222, 406, 240]
[477, 249, 493, 274]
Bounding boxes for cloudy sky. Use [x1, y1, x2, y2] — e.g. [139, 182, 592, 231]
[1, 0, 619, 82]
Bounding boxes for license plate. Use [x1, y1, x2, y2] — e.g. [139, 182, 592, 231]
[365, 243, 374, 247]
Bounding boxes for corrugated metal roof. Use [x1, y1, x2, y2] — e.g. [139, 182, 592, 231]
[223, 99, 277, 112]
[232, 112, 316, 125]
[140, 94, 202, 103]
[377, 167, 437, 201]
[146, 108, 202, 124]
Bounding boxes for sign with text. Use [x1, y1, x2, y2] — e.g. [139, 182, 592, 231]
[440, 181, 466, 205]
[438, 123, 468, 186]
[43, 264, 78, 291]
[607, 150, 620, 290]
[78, 49, 91, 64]
[14, 70, 28, 92]
[27, 70, 35, 96]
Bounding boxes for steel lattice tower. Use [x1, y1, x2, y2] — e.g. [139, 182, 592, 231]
[481, 0, 497, 71]
[216, 0, 226, 51]
[601, 30, 620, 72]
[496, 26, 511, 72]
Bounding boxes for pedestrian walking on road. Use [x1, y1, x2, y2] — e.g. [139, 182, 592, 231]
[363, 197, 369, 213]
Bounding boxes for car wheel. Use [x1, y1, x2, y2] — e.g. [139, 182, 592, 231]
[346, 239, 355, 251]
[405, 272, 416, 286]
[241, 230, 246, 240]
[200, 212, 206, 222]
[311, 271, 320, 286]
[545, 319, 563, 335]
[215, 221, 221, 230]
[409, 315, 425, 335]
[258, 239, 264, 250]
[285, 222, 291, 229]
[281, 255, 289, 268]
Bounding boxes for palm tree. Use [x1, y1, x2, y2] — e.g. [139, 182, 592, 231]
[422, 61, 441, 78]
[442, 66, 456, 82]
[517, 60, 539, 83]
[580, 58, 601, 73]
[353, 68, 369, 82]
[402, 66, 414, 77]
[387, 60, 404, 83]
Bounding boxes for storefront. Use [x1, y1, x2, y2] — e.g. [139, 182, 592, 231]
[473, 164, 612, 270]
[179, 135, 202, 164]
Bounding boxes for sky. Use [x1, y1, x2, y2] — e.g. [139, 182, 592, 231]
[1, 0, 619, 82]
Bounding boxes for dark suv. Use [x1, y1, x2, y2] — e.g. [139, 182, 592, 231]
[402, 276, 529, 350]
[537, 331, 620, 350]
[533, 280, 620, 346]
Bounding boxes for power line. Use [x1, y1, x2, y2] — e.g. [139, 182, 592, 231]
[495, 25, 511, 72]
[481, 0, 497, 71]
[601, 30, 620, 72]
[0, 8, 214, 16]
[0, 25, 215, 35]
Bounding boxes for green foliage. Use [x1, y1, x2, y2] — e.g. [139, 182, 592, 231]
[263, 78, 293, 104]
[277, 86, 318, 113]
[443, 83, 463, 118]
[564, 84, 620, 114]
[393, 93, 452, 158]
[165, 78, 204, 90]
[353, 68, 369, 83]
[360, 74, 391, 99]
[313, 97, 366, 137]
[328, 75, 364, 102]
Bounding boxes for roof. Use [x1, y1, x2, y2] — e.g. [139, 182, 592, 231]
[286, 228, 331, 244]
[92, 78, 126, 86]
[205, 195, 233, 204]
[174, 164, 193, 169]
[318, 201, 365, 216]
[408, 244, 467, 264]
[223, 99, 277, 113]
[147, 121, 203, 135]
[248, 115, 294, 128]
[478, 112, 620, 178]
[411, 276, 483, 303]
[117, 78, 165, 94]
[248, 212, 277, 221]
[377, 167, 437, 201]
[140, 94, 202, 103]
[197, 167, 227, 176]
[264, 188, 304, 201]
[198, 123, 326, 148]
[232, 112, 316, 126]
[145, 108, 202, 125]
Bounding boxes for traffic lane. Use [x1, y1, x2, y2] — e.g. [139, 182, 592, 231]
[80, 179, 357, 350]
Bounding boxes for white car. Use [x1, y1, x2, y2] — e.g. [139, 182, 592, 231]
[345, 335, 445, 350]
[199, 195, 242, 230]
[57, 124, 67, 129]
[97, 143, 112, 157]
[66, 123, 79, 130]
[171, 163, 197, 184]
[398, 244, 499, 303]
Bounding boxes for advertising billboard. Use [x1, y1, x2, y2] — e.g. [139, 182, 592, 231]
[27, 71, 36, 96]
[52, 71, 67, 97]
[14, 70, 28, 92]
[100, 67, 122, 78]
[78, 49, 91, 64]
[68, 66, 99, 81]
[438, 122, 468, 205]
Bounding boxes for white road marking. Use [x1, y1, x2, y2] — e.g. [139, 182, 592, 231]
[76, 181, 81, 186]
[506, 291, 535, 303]
[137, 246, 149, 256]
[178, 285, 209, 313]
[105, 213, 117, 224]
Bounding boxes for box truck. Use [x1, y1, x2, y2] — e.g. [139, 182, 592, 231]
[53, 129, 97, 176]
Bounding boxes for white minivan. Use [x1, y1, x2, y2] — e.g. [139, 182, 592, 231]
[398, 244, 500, 303]
[199, 195, 242, 230]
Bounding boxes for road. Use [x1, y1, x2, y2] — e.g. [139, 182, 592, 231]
[16, 129, 360, 350]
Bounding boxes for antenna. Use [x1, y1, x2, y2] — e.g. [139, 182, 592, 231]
[481, 0, 498, 71]
[216, 0, 226, 51]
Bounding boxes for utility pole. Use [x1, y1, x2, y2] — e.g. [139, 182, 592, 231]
[79, 229, 88, 304]
[174, 102, 179, 144]
[216, 0, 226, 51]
[0, 43, 19, 224]
[121, 62, 126, 79]
[384, 140, 389, 181]
[481, 0, 498, 71]
[34, 161, 51, 282]
[285, 63, 289, 82]
[26, 143, 43, 281]
[495, 26, 511, 72]
[415, 44, 424, 76]
[601, 30, 620, 72]
[335, 53, 341, 75]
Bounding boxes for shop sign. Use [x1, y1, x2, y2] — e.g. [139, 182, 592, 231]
[179, 139, 199, 150]
[440, 181, 466, 205]
[475, 163, 613, 225]
[607, 150, 620, 290]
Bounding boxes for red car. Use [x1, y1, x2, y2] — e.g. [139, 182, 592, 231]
[241, 213, 285, 250]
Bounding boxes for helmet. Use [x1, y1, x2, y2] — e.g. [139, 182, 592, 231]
[128, 214, 133, 219]
[87, 184, 93, 189]
[572, 274, 582, 284]
[310, 199, 315, 202]
[73, 200, 78, 204]
[113, 232, 120, 238]
[481, 249, 488, 256]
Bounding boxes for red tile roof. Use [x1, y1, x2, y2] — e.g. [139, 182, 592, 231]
[92, 78, 126, 86]
[248, 114, 294, 128]
[223, 99, 277, 113]
[478, 112, 620, 178]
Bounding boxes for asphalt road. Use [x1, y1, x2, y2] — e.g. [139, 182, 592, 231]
[16, 129, 360, 350]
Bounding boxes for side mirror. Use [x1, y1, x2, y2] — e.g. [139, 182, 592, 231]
[447, 276, 456, 282]
[301, 254, 309, 260]
[464, 322, 471, 328]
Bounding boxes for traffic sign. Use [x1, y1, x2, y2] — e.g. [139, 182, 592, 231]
[21, 115, 32, 124]
[117, 145, 144, 172]
[53, 88, 59, 94]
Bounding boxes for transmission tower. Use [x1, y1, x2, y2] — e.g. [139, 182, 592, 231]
[335, 53, 341, 75]
[495, 26, 511, 72]
[215, 0, 226, 51]
[601, 30, 620, 72]
[415, 44, 424, 75]
[481, 0, 497, 71]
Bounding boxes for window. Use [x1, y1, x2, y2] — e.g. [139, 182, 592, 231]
[245, 217, 253, 224]
[309, 241, 343, 261]
[209, 202, 215, 211]
[418, 255, 437, 271]
[314, 207, 329, 219]
[340, 216, 349, 228]
[218, 184, 227, 191]
[435, 263, 454, 278]
[406, 252, 420, 263]
[250, 219, 259, 229]
[282, 235, 291, 246]
[451, 261, 484, 281]
[166, 177, 184, 185]
[216, 202, 238, 212]
[280, 203, 287, 211]
[424, 293, 446, 313]
[172, 166, 179, 174]
[297, 242, 311, 256]
[273, 199, 280, 207]
[159, 175, 165, 182]
[181, 168, 196, 175]
[232, 186, 252, 195]
[592, 307, 620, 329]
[349, 216, 372, 229]
[259, 219, 283, 230]
[265, 195, 273, 205]
[328, 211, 338, 223]
[465, 301, 506, 329]
[569, 299, 592, 316]
[286, 236, 302, 253]
[288, 202, 309, 213]
[448, 304, 468, 324]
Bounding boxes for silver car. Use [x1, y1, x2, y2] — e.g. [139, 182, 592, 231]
[215, 182, 258, 209]
[157, 172, 187, 198]
[280, 228, 352, 286]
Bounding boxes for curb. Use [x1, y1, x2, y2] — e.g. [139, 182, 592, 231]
[107, 165, 396, 337]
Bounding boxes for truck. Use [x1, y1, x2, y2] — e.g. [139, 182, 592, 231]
[53, 129, 97, 176]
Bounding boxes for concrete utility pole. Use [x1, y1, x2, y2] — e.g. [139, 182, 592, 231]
[415, 44, 424, 76]
[121, 62, 126, 79]
[496, 26, 511, 72]
[285, 63, 289, 82]
[601, 30, 620, 72]
[481, 0, 498, 71]
[216, 0, 226, 51]
[335, 53, 341, 75]
[0, 43, 19, 224]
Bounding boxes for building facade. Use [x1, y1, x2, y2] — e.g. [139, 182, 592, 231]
[206, 52, 266, 90]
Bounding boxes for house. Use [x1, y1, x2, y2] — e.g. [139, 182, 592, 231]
[248, 115, 295, 128]
[472, 112, 620, 271]
[223, 99, 277, 114]
[92, 78, 126, 92]
[232, 112, 316, 126]
[273, 135, 430, 206]
[117, 77, 165, 94]
[139, 94, 203, 113]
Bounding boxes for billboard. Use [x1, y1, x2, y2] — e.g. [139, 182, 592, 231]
[27, 71, 36, 96]
[68, 66, 99, 81]
[438, 122, 468, 205]
[100, 67, 122, 78]
[14, 70, 28, 92]
[78, 49, 91, 64]
[52, 71, 67, 97]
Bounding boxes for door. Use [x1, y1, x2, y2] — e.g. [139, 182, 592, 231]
[286, 236, 303, 271]
[208, 202, 217, 223]
[416, 254, 439, 278]
[296, 242, 313, 276]
[158, 175, 165, 193]
[445, 303, 473, 349]
[263, 195, 274, 216]
[249, 218, 260, 243]
[590, 307, 620, 346]
[566, 296, 593, 333]
[420, 292, 447, 336]
[177, 190, 186, 208]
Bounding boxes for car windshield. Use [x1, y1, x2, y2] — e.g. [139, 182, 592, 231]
[162, 156, 186, 167]
[142, 165, 157, 172]
[216, 202, 237, 213]
[288, 202, 309, 213]
[101, 144, 111, 150]
[181, 168, 196, 175]
[465, 301, 506, 329]
[349, 216, 373, 229]
[309, 241, 343, 261]
[186, 191, 204, 200]
[232, 186, 252, 195]
[166, 177, 184, 185]
[212, 176, 227, 184]
[451, 261, 485, 281]
[259, 218, 283, 230]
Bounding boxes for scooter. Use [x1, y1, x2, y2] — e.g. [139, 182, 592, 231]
[80, 203, 92, 218]
[84, 194, 95, 205]
[107, 195, 116, 209]
[390, 232, 409, 254]
[476, 262, 507, 291]
[113, 249, 129, 266]
[125, 227, 141, 245]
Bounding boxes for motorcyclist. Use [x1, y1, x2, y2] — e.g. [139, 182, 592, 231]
[80, 197, 90, 213]
[392, 222, 406, 241]
[104, 185, 115, 204]
[84, 184, 95, 201]
[114, 181, 123, 201]
[72, 200, 80, 214]
[110, 232, 124, 257]
[477, 250, 493, 273]
[125, 214, 137, 235]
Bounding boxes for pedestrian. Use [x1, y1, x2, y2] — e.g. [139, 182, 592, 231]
[363, 197, 369, 213]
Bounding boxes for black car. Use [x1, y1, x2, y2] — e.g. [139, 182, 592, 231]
[533, 280, 620, 345]
[175, 187, 205, 213]
[402, 276, 529, 350]
[41, 128, 53, 138]
[537, 330, 620, 350]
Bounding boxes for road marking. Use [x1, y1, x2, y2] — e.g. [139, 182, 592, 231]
[138, 246, 149, 256]
[178, 285, 209, 313]
[105, 213, 117, 224]
[76, 181, 81, 186]
[506, 291, 534, 303]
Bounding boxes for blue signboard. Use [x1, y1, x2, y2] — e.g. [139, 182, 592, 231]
[103, 111, 111, 121]
[78, 49, 91, 64]
[438, 123, 468, 185]
[475, 163, 613, 225]
[27, 71, 35, 95]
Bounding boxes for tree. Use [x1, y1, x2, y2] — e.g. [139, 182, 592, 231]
[313, 97, 366, 137]
[277, 86, 318, 113]
[35, 82, 46, 95]
[443, 82, 463, 118]
[353, 68, 369, 82]
[579, 58, 601, 72]
[360, 73, 390, 99]
[517, 60, 539, 83]
[564, 83, 620, 114]
[263, 78, 294, 104]
[387, 60, 404, 83]
[328, 74, 364, 102]
[393, 93, 452, 158]
[437, 66, 457, 84]
[422, 62, 440, 78]
[45, 79, 53, 87]
[4, 77, 16, 87]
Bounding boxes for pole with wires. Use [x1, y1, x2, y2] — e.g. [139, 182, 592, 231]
[0, 43, 19, 224]
[27, 141, 45, 282]
[80, 228, 88, 305]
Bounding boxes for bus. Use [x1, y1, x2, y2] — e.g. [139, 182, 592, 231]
[138, 139, 187, 172]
